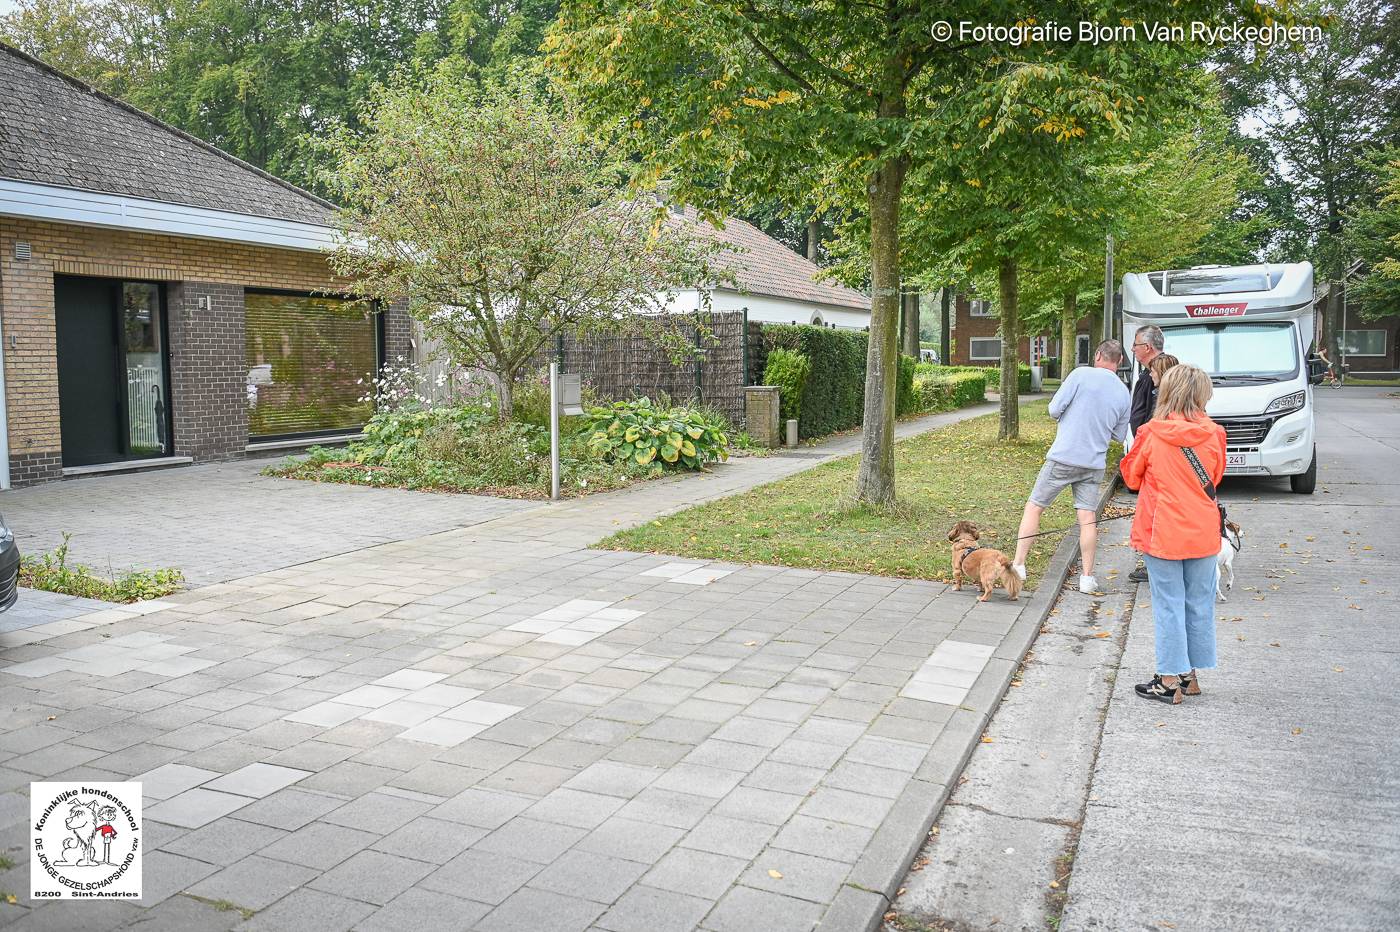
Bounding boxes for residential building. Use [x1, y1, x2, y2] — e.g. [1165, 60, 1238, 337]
[666, 208, 872, 330]
[0, 43, 410, 488]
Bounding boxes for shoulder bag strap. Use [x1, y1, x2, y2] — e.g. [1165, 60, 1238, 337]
[1180, 446, 1217, 500]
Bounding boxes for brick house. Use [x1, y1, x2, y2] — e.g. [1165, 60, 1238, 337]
[0, 43, 410, 487]
[947, 293, 1098, 370]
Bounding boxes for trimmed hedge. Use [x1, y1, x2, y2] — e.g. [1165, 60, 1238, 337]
[911, 370, 988, 412]
[918, 363, 1031, 394]
[763, 348, 811, 425]
[896, 354, 918, 417]
[762, 324, 867, 438]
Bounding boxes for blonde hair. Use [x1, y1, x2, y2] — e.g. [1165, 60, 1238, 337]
[1148, 353, 1179, 383]
[1154, 364, 1212, 419]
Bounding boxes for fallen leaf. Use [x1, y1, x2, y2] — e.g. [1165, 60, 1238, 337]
[1156, 721, 1167, 728]
[981, 736, 994, 743]
[743, 641, 757, 647]
[1049, 880, 1060, 889]
[1333, 666, 1344, 673]
[1093, 631, 1111, 639]
[1291, 727, 1303, 736]
[1348, 604, 1361, 610]
[1269, 642, 1281, 647]
[1305, 535, 1316, 541]
[768, 869, 783, 879]
[1363, 545, 1373, 551]
[897, 887, 906, 896]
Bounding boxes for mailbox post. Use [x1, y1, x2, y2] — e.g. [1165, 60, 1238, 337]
[549, 365, 584, 501]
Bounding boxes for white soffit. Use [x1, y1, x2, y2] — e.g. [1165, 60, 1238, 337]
[0, 177, 337, 253]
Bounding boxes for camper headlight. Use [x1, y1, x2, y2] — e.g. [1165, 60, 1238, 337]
[1263, 391, 1306, 416]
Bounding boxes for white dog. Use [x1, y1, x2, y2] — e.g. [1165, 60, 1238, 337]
[1216, 520, 1242, 602]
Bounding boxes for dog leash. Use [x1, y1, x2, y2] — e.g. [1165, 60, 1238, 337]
[1012, 510, 1136, 542]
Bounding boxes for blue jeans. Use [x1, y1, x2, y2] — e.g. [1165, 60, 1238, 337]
[1143, 553, 1218, 675]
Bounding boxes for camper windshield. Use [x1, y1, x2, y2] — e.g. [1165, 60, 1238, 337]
[1161, 323, 1298, 383]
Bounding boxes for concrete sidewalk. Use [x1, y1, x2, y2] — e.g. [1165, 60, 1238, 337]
[0, 400, 1072, 932]
[1062, 387, 1400, 930]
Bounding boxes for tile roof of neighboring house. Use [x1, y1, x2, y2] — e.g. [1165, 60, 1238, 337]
[675, 207, 870, 311]
[0, 42, 334, 226]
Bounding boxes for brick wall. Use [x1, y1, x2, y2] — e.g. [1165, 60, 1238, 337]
[167, 281, 247, 461]
[0, 218, 409, 484]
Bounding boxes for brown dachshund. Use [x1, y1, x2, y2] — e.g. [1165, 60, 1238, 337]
[947, 520, 1023, 602]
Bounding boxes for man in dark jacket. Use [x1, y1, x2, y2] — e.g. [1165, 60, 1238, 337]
[1128, 325, 1164, 437]
[1127, 324, 1164, 582]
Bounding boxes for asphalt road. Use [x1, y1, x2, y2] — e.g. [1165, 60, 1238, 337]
[1063, 385, 1400, 931]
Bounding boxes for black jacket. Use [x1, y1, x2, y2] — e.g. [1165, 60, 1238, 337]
[1129, 371, 1156, 438]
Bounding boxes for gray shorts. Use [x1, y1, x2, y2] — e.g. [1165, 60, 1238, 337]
[1029, 459, 1103, 511]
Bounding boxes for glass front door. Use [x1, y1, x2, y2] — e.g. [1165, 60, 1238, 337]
[122, 283, 170, 456]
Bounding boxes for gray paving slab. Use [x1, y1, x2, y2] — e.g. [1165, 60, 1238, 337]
[1, 400, 1084, 931]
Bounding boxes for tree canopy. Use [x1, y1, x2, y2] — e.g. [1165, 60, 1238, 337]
[322, 66, 724, 418]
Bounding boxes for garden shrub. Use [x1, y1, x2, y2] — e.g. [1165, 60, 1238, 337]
[763, 348, 811, 425]
[896, 354, 918, 416]
[761, 324, 867, 438]
[585, 397, 729, 472]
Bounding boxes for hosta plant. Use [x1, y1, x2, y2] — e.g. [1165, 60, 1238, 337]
[585, 398, 729, 472]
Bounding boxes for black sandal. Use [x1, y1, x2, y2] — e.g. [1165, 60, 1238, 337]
[1134, 674, 1183, 704]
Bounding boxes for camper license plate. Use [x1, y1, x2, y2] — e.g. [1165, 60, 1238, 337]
[1226, 453, 1258, 469]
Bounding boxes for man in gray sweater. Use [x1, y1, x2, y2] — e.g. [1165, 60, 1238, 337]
[1011, 339, 1131, 593]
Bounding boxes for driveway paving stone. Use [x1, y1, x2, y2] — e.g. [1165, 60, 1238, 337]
[0, 403, 1070, 930]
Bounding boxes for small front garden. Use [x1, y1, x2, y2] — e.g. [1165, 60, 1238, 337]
[267, 371, 734, 499]
[604, 401, 1121, 585]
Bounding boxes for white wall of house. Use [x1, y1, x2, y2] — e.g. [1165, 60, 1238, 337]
[666, 288, 870, 330]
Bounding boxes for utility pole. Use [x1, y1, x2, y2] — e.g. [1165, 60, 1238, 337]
[1102, 234, 1115, 342]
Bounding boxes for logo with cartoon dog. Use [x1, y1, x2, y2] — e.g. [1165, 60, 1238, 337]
[31, 783, 142, 899]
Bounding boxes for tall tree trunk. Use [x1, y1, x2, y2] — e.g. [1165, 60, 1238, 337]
[807, 219, 820, 263]
[940, 288, 951, 365]
[998, 257, 1020, 441]
[1061, 289, 1077, 376]
[1323, 281, 1341, 355]
[902, 289, 921, 357]
[854, 153, 907, 505]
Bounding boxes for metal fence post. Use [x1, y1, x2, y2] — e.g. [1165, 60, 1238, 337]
[742, 307, 749, 385]
[549, 361, 560, 501]
[694, 323, 704, 404]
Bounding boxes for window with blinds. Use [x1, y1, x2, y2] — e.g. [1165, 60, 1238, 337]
[245, 292, 379, 439]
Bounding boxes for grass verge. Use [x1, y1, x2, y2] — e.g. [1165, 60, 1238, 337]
[20, 533, 184, 603]
[602, 401, 1119, 586]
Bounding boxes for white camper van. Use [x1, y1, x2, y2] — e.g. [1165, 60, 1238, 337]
[1121, 262, 1322, 494]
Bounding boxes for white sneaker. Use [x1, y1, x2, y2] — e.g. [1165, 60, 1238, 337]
[1078, 575, 1100, 594]
[1011, 563, 1027, 581]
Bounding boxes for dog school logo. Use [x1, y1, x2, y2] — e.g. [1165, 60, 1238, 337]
[31, 783, 142, 900]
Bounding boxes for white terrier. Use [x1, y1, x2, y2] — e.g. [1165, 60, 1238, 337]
[1216, 520, 1242, 602]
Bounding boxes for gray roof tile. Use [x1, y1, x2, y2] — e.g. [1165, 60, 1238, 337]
[674, 207, 870, 311]
[0, 42, 332, 225]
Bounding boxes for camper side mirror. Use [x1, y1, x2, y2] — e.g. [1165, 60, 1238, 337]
[1306, 357, 1327, 385]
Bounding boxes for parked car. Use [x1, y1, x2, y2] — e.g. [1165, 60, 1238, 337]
[920, 348, 941, 364]
[0, 513, 18, 611]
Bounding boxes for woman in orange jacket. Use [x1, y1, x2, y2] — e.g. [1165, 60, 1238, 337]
[1118, 364, 1227, 704]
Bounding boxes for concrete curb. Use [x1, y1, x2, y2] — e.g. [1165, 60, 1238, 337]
[821, 473, 1124, 931]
